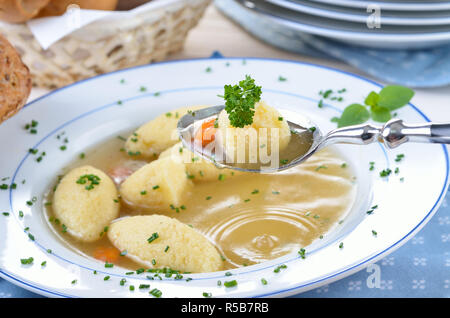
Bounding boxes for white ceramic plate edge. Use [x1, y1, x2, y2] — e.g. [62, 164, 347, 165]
[1, 57, 449, 298]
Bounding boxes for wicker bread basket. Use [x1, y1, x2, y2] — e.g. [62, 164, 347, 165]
[0, 0, 210, 88]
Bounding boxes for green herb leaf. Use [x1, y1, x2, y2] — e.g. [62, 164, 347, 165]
[370, 105, 392, 123]
[377, 85, 414, 110]
[337, 104, 370, 128]
[364, 91, 379, 107]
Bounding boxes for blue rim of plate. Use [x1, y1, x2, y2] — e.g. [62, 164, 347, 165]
[266, 0, 450, 26]
[308, 0, 450, 11]
[0, 57, 448, 298]
[229, 0, 450, 41]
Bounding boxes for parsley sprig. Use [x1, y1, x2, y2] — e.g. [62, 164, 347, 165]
[220, 75, 262, 128]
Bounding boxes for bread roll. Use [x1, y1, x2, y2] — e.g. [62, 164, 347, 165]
[0, 34, 32, 124]
[0, 0, 50, 23]
[37, 0, 118, 17]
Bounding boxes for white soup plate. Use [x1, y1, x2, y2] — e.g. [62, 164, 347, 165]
[0, 58, 448, 298]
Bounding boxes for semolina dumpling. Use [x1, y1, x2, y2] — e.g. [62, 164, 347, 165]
[124, 105, 207, 159]
[217, 101, 291, 163]
[53, 166, 119, 242]
[119, 157, 192, 210]
[108, 215, 223, 273]
[159, 142, 243, 182]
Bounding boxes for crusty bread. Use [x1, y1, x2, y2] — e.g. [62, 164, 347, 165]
[37, 0, 118, 17]
[0, 0, 50, 23]
[0, 34, 31, 124]
[116, 0, 149, 11]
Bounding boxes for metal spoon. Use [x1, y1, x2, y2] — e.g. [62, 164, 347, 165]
[177, 105, 450, 172]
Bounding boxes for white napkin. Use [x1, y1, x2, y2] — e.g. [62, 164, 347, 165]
[26, 0, 179, 50]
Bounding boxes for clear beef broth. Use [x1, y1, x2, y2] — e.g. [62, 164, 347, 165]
[45, 133, 356, 271]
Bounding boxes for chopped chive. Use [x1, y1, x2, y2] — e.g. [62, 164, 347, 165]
[224, 280, 238, 288]
[20, 257, 34, 265]
[139, 284, 150, 289]
[274, 264, 287, 273]
[380, 169, 392, 177]
[298, 248, 306, 259]
[395, 154, 405, 162]
[149, 288, 162, 298]
[147, 233, 159, 243]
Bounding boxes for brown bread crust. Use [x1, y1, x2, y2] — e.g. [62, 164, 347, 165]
[37, 0, 118, 17]
[0, 34, 31, 124]
[0, 0, 50, 23]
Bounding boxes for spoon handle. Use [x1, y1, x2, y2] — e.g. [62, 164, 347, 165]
[321, 123, 382, 148]
[381, 119, 450, 148]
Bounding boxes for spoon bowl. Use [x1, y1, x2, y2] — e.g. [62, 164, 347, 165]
[177, 105, 323, 172]
[178, 105, 450, 172]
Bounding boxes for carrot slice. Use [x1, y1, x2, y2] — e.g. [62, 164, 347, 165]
[195, 118, 217, 147]
[93, 246, 120, 263]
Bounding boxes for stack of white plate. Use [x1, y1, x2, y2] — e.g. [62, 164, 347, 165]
[223, 0, 450, 49]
